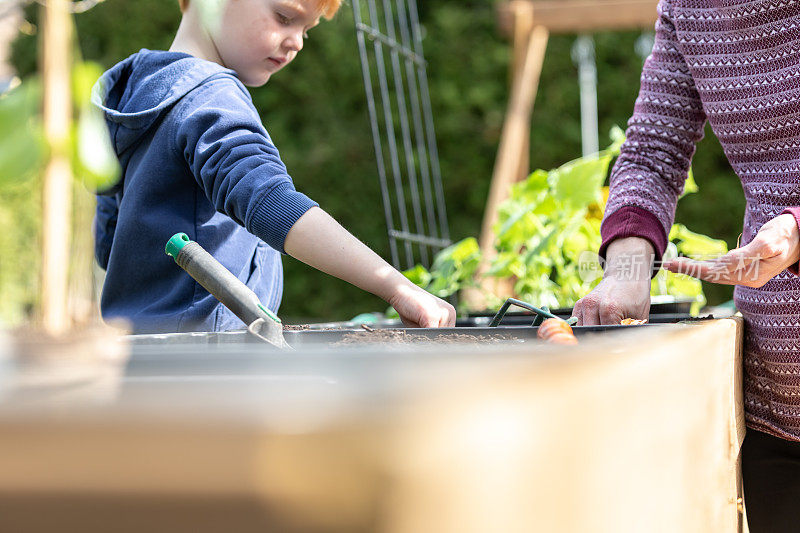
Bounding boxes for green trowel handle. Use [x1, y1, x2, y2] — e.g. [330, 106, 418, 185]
[165, 233, 281, 329]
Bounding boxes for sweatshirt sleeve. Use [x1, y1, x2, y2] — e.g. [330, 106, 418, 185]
[94, 193, 118, 270]
[600, 0, 707, 264]
[173, 75, 317, 253]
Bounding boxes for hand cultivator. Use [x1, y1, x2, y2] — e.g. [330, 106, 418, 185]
[488, 298, 579, 327]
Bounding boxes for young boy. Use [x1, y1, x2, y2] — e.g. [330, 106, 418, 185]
[92, 0, 455, 333]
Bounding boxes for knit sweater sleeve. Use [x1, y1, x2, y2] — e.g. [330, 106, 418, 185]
[600, 0, 707, 263]
[173, 75, 317, 254]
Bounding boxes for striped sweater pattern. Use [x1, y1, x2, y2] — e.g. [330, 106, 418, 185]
[602, 0, 800, 440]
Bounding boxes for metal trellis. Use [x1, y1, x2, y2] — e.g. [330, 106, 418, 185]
[352, 0, 451, 271]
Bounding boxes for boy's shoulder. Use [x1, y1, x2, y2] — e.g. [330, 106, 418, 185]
[93, 49, 257, 159]
[95, 48, 249, 114]
[148, 49, 246, 92]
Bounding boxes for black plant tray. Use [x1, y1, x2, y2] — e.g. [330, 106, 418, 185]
[285, 324, 669, 347]
[128, 323, 665, 350]
[123, 324, 681, 382]
[464, 298, 699, 327]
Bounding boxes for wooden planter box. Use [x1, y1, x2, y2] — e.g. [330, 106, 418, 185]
[0, 319, 744, 532]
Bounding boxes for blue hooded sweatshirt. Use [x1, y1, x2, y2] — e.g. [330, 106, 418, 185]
[92, 49, 317, 333]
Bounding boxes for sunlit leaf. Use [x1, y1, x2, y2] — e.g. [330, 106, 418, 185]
[71, 61, 121, 190]
[431, 237, 480, 271]
[0, 81, 46, 186]
[485, 251, 519, 278]
[669, 224, 728, 258]
[72, 62, 105, 108]
[551, 153, 612, 209]
[73, 102, 121, 189]
[402, 264, 432, 289]
[681, 167, 699, 197]
[608, 125, 626, 153]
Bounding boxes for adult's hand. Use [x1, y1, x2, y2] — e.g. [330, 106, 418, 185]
[572, 237, 654, 326]
[663, 214, 800, 288]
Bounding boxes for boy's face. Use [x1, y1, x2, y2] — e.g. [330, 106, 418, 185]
[211, 0, 320, 87]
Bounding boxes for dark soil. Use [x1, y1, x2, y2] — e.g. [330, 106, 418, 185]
[283, 324, 312, 331]
[334, 329, 515, 346]
[681, 314, 716, 322]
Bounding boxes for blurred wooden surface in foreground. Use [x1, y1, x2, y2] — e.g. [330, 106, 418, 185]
[0, 319, 744, 532]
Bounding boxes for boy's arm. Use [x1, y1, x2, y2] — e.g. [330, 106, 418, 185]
[284, 207, 456, 328]
[174, 76, 317, 253]
[174, 77, 454, 327]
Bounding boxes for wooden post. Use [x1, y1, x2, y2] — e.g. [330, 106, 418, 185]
[511, 1, 535, 183]
[463, 20, 548, 308]
[40, 0, 73, 336]
[478, 23, 548, 257]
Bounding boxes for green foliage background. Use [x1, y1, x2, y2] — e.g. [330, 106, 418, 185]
[9, 0, 743, 322]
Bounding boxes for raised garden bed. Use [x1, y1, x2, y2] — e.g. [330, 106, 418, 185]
[126, 323, 669, 349]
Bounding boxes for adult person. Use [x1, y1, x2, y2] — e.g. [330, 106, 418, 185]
[571, 2, 800, 531]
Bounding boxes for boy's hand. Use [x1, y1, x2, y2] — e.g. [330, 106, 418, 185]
[388, 284, 456, 328]
[663, 213, 800, 287]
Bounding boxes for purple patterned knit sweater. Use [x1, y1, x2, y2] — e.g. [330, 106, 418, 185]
[601, 0, 800, 441]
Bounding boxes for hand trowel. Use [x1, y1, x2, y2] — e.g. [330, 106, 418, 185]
[165, 233, 290, 349]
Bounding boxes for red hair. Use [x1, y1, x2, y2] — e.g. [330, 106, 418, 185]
[178, 0, 342, 19]
[314, 0, 343, 19]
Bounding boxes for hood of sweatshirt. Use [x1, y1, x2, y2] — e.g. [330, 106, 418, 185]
[91, 48, 237, 162]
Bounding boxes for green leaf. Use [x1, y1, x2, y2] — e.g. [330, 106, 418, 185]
[432, 237, 479, 269]
[669, 224, 728, 258]
[551, 153, 612, 209]
[73, 102, 121, 189]
[470, 129, 717, 313]
[71, 61, 105, 108]
[563, 230, 589, 257]
[424, 238, 482, 299]
[0, 81, 45, 186]
[403, 264, 432, 289]
[681, 167, 699, 197]
[608, 125, 626, 152]
[485, 251, 520, 278]
[522, 168, 549, 190]
[532, 194, 558, 217]
[0, 79, 41, 136]
[71, 62, 121, 190]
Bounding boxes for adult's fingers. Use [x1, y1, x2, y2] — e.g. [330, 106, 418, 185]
[739, 241, 773, 261]
[598, 300, 625, 325]
[570, 302, 582, 325]
[578, 297, 601, 326]
[663, 254, 757, 285]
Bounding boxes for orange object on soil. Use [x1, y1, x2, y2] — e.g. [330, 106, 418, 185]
[537, 318, 578, 345]
[620, 318, 648, 326]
